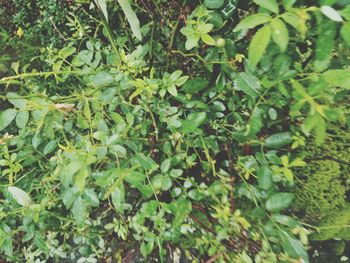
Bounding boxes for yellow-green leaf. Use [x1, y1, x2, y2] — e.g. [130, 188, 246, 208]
[248, 25, 271, 68]
[271, 19, 289, 52]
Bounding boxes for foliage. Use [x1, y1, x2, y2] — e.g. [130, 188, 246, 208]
[0, 0, 350, 262]
[311, 204, 350, 241]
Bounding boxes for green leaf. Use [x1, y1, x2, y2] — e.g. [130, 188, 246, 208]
[265, 132, 293, 148]
[160, 159, 171, 173]
[270, 19, 289, 52]
[280, 230, 309, 262]
[0, 109, 17, 131]
[341, 22, 350, 47]
[72, 196, 87, 226]
[181, 112, 207, 133]
[74, 167, 89, 192]
[233, 13, 271, 32]
[321, 6, 343, 22]
[322, 69, 350, 88]
[117, 0, 142, 41]
[201, 34, 216, 46]
[15, 111, 29, 129]
[265, 193, 294, 212]
[58, 46, 77, 59]
[7, 92, 26, 109]
[184, 33, 200, 50]
[43, 140, 57, 155]
[235, 72, 262, 98]
[314, 20, 336, 72]
[248, 107, 263, 136]
[182, 78, 208, 94]
[8, 186, 32, 207]
[109, 144, 127, 158]
[89, 71, 114, 86]
[257, 166, 273, 190]
[96, 0, 108, 21]
[315, 116, 326, 145]
[282, 0, 296, 8]
[253, 0, 279, 13]
[248, 25, 271, 68]
[204, 0, 225, 9]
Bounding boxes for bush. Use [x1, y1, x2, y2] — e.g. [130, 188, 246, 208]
[0, 0, 350, 262]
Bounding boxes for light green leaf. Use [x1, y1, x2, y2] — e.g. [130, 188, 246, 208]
[117, 0, 142, 41]
[235, 72, 262, 98]
[43, 140, 57, 155]
[271, 19, 289, 52]
[181, 112, 207, 133]
[314, 20, 336, 72]
[265, 192, 294, 212]
[280, 230, 309, 262]
[233, 13, 271, 32]
[96, 0, 108, 21]
[315, 115, 326, 145]
[341, 22, 350, 47]
[257, 166, 273, 190]
[72, 196, 87, 226]
[15, 111, 29, 129]
[58, 46, 77, 59]
[321, 6, 343, 22]
[7, 92, 26, 109]
[322, 69, 350, 88]
[248, 25, 271, 68]
[253, 0, 279, 13]
[75, 167, 89, 192]
[282, 0, 296, 8]
[0, 109, 17, 131]
[201, 34, 216, 46]
[8, 186, 32, 207]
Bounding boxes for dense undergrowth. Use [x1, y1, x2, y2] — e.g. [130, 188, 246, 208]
[0, 0, 350, 262]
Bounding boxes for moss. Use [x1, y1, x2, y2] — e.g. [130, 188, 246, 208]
[311, 204, 350, 241]
[293, 160, 347, 222]
[293, 125, 350, 223]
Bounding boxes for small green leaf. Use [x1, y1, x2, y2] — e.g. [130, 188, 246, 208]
[0, 109, 17, 131]
[253, 0, 279, 13]
[270, 19, 289, 52]
[8, 186, 32, 207]
[235, 72, 262, 98]
[248, 25, 271, 68]
[201, 34, 216, 45]
[266, 193, 294, 212]
[234, 13, 271, 32]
